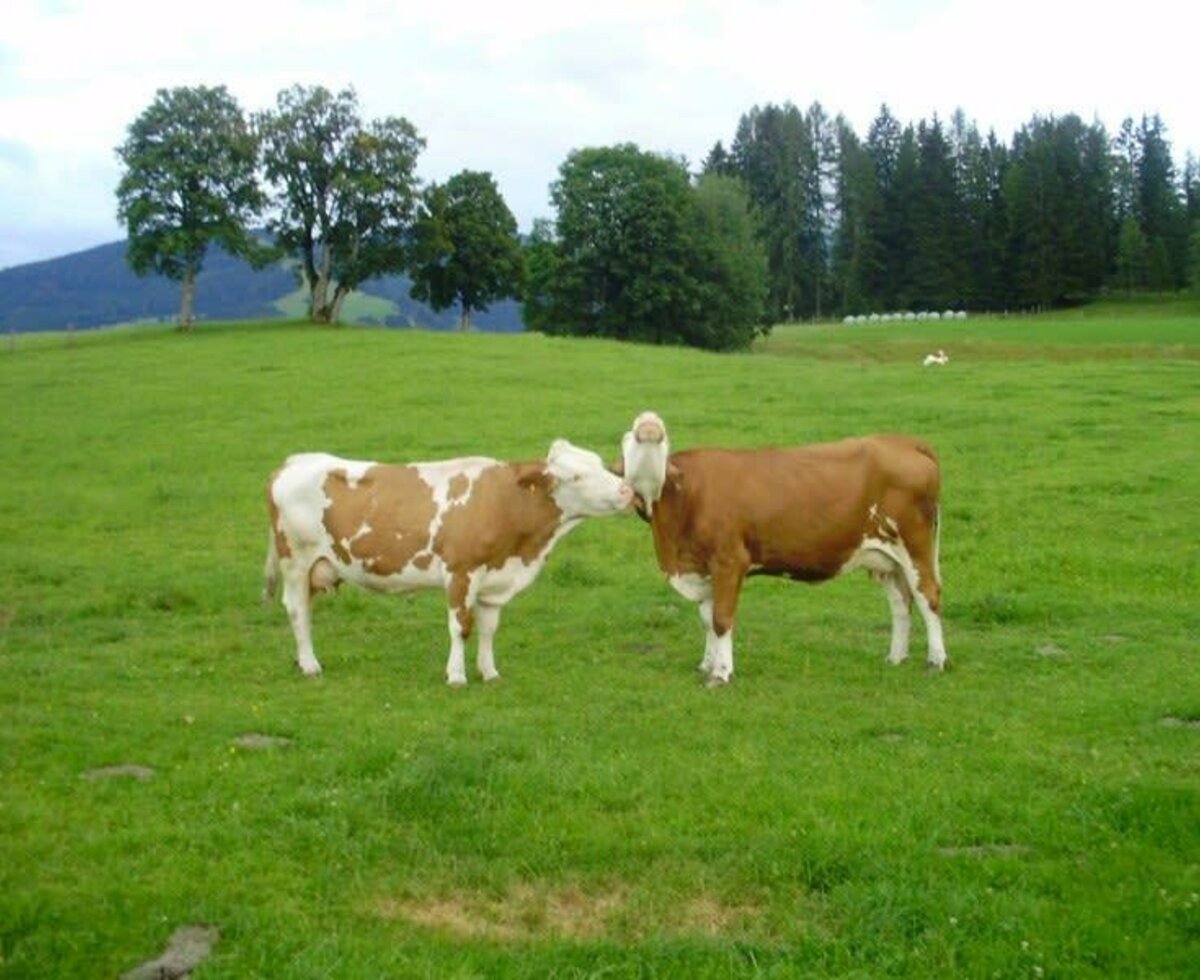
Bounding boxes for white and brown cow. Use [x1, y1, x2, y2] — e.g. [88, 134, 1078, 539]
[264, 440, 634, 684]
[618, 411, 947, 684]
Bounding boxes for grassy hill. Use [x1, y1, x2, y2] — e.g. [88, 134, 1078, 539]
[0, 239, 524, 333]
[1, 307, 1197, 977]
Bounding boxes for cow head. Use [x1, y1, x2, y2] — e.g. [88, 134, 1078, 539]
[540, 439, 634, 518]
[620, 410, 672, 516]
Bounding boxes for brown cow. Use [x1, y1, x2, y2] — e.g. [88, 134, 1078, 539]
[265, 440, 634, 684]
[618, 411, 946, 684]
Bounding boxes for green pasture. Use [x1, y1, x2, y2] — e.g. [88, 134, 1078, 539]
[1, 305, 1198, 977]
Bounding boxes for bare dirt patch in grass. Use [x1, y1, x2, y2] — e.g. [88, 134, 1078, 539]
[1158, 716, 1200, 730]
[83, 764, 155, 782]
[233, 733, 293, 749]
[371, 882, 770, 942]
[121, 925, 218, 979]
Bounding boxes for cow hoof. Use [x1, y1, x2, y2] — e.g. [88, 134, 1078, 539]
[446, 676, 468, 688]
[298, 663, 322, 677]
[926, 659, 948, 673]
[704, 674, 730, 688]
[482, 672, 501, 683]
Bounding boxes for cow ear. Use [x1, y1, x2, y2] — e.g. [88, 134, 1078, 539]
[608, 456, 626, 476]
[516, 464, 553, 492]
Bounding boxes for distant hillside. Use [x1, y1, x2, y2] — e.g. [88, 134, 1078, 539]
[0, 239, 524, 333]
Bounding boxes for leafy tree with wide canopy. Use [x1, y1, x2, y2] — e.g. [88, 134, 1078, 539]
[409, 170, 523, 331]
[524, 144, 767, 351]
[257, 85, 424, 323]
[115, 85, 265, 330]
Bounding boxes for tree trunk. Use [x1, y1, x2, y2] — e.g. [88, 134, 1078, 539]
[310, 242, 334, 322]
[179, 266, 197, 331]
[329, 284, 351, 325]
[459, 304, 472, 332]
[311, 276, 330, 322]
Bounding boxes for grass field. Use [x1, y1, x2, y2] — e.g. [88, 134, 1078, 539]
[1, 304, 1198, 977]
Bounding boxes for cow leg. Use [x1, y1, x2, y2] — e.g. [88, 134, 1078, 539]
[445, 605, 475, 686]
[906, 528, 947, 671]
[706, 562, 745, 686]
[875, 571, 912, 664]
[475, 602, 502, 682]
[697, 599, 718, 676]
[444, 572, 476, 686]
[281, 568, 321, 676]
[914, 588, 947, 670]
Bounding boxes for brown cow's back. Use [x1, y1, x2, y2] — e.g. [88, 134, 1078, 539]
[655, 437, 938, 581]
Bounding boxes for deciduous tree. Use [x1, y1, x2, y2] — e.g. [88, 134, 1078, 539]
[115, 85, 265, 330]
[257, 85, 424, 323]
[409, 171, 523, 331]
[524, 145, 766, 350]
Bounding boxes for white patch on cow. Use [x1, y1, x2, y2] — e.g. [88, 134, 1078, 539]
[668, 572, 712, 603]
[546, 440, 634, 518]
[878, 574, 912, 664]
[707, 630, 734, 685]
[843, 537, 905, 577]
[917, 592, 948, 669]
[843, 534, 946, 669]
[475, 541, 557, 606]
[621, 411, 670, 515]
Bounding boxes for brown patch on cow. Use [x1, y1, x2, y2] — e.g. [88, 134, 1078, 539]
[447, 473, 471, 501]
[368, 882, 772, 943]
[447, 570, 474, 636]
[322, 466, 437, 576]
[433, 462, 562, 573]
[864, 505, 901, 544]
[411, 552, 434, 570]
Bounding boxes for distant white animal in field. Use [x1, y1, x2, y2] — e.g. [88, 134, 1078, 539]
[621, 410, 670, 517]
[923, 349, 950, 366]
[955, 311, 967, 320]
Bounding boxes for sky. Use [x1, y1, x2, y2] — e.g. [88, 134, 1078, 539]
[2, 0, 1196, 271]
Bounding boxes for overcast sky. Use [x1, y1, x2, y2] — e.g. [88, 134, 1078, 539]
[2, 0, 1196, 270]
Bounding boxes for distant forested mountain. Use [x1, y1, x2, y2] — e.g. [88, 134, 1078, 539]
[0, 239, 523, 333]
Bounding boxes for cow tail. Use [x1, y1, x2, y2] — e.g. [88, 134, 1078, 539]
[933, 503, 942, 587]
[262, 528, 280, 604]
